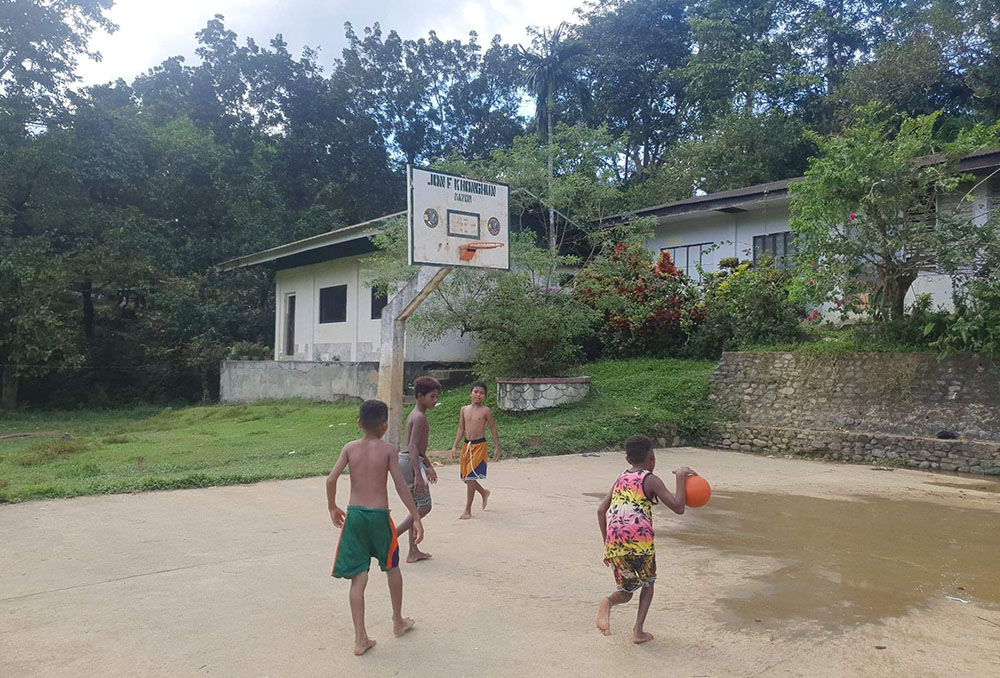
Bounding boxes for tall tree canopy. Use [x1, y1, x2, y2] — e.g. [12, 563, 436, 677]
[4, 1, 1000, 405]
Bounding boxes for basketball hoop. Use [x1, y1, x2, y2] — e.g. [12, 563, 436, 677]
[459, 241, 505, 261]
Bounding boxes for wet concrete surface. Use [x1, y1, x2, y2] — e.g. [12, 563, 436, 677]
[669, 491, 1000, 632]
[3, 448, 999, 677]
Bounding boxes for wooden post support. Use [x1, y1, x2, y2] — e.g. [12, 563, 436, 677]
[376, 266, 452, 448]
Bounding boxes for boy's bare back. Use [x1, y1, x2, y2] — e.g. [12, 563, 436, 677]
[342, 437, 398, 509]
[460, 404, 491, 440]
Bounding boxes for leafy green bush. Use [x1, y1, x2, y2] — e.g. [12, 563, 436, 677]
[852, 294, 950, 351]
[406, 232, 598, 379]
[228, 341, 272, 360]
[575, 242, 703, 357]
[686, 259, 805, 359]
[933, 272, 1000, 358]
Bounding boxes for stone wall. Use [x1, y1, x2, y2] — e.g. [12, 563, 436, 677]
[703, 423, 1000, 475]
[704, 352, 1000, 474]
[496, 377, 591, 412]
[709, 352, 1000, 440]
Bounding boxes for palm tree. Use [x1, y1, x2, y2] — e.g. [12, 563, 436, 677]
[518, 24, 591, 256]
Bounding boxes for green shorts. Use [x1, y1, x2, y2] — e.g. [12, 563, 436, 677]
[332, 506, 400, 579]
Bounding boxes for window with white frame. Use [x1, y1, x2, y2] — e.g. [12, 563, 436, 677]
[661, 242, 713, 281]
[318, 285, 348, 324]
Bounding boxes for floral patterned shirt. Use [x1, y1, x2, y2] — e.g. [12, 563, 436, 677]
[604, 469, 655, 560]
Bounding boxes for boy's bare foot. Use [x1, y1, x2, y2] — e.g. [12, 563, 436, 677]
[393, 617, 415, 637]
[459, 511, 472, 520]
[406, 550, 432, 563]
[596, 597, 612, 636]
[481, 489, 491, 510]
[354, 638, 376, 656]
[633, 631, 654, 644]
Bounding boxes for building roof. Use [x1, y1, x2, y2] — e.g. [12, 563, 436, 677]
[612, 147, 1000, 223]
[619, 177, 798, 221]
[216, 211, 405, 271]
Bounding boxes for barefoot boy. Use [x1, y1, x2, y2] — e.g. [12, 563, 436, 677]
[327, 399, 425, 656]
[395, 376, 440, 562]
[595, 435, 696, 644]
[450, 381, 501, 520]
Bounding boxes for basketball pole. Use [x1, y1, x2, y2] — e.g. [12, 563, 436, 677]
[376, 266, 453, 448]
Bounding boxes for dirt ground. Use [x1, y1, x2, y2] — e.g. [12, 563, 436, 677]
[2, 448, 998, 678]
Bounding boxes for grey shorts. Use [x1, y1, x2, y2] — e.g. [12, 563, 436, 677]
[398, 452, 432, 509]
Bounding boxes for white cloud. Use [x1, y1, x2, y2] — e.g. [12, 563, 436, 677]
[76, 0, 583, 86]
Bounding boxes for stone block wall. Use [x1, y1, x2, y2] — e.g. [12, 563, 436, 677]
[703, 352, 1000, 474]
[709, 352, 1000, 441]
[496, 377, 591, 412]
[703, 423, 1000, 475]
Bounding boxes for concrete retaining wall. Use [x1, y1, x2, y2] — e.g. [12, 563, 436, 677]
[703, 422, 1000, 474]
[220, 361, 430, 403]
[709, 352, 1000, 441]
[703, 352, 1000, 474]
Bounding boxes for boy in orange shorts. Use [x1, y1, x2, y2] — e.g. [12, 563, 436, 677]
[450, 381, 501, 519]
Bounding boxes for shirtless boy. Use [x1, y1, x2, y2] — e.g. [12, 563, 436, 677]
[450, 381, 501, 520]
[327, 399, 425, 656]
[395, 376, 440, 562]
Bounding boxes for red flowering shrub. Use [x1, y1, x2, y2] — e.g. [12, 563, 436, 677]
[575, 242, 703, 357]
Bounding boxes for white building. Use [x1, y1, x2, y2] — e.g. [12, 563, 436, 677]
[628, 148, 1000, 309]
[217, 214, 476, 403]
[218, 150, 1000, 402]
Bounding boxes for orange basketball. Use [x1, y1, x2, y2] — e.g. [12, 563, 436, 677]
[685, 475, 711, 508]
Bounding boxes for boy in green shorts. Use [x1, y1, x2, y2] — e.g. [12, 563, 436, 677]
[327, 399, 425, 656]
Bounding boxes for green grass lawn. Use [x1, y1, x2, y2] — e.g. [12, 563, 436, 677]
[0, 358, 716, 503]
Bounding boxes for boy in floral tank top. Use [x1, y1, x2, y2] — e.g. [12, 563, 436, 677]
[595, 435, 697, 644]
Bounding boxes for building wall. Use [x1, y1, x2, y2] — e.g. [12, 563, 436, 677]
[648, 204, 793, 281]
[649, 181, 993, 311]
[273, 257, 477, 364]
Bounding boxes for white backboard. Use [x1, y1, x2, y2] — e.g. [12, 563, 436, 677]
[408, 166, 510, 270]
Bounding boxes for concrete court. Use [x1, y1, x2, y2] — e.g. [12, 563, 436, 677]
[1, 448, 999, 678]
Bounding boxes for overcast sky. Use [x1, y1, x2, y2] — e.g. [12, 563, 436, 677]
[77, 0, 584, 86]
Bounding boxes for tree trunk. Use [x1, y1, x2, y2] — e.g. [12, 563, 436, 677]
[883, 270, 918, 321]
[547, 101, 556, 258]
[1, 364, 17, 409]
[200, 366, 211, 403]
[81, 280, 94, 360]
[825, 0, 845, 93]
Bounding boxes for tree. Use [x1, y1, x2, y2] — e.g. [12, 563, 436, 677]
[0, 236, 81, 408]
[789, 110, 999, 320]
[785, 0, 890, 94]
[0, 0, 115, 121]
[437, 124, 627, 283]
[333, 23, 523, 166]
[682, 0, 811, 126]
[647, 110, 813, 197]
[366, 222, 597, 379]
[575, 0, 691, 181]
[518, 24, 591, 256]
[836, 34, 972, 121]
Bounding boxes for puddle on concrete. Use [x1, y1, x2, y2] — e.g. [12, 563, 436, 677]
[665, 491, 1000, 632]
[928, 481, 1000, 494]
